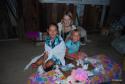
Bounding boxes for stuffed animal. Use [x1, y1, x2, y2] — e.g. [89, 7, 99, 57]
[66, 68, 90, 84]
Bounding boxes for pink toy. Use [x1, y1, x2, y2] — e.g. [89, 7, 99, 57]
[71, 68, 88, 82]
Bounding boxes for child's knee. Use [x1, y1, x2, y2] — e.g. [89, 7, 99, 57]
[35, 59, 43, 66]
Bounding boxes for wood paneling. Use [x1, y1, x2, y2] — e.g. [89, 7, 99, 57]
[22, 0, 40, 32]
[83, 5, 102, 32]
[39, 3, 77, 32]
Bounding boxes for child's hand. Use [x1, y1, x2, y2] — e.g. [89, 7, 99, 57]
[78, 52, 87, 59]
[45, 51, 48, 56]
[66, 53, 79, 60]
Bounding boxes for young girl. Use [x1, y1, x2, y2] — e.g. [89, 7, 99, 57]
[32, 23, 66, 72]
[58, 11, 90, 45]
[58, 11, 76, 41]
[65, 29, 87, 66]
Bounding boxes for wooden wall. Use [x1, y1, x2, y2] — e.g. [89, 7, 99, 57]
[39, 3, 77, 32]
[19, 2, 77, 33]
[21, 2, 102, 33]
[83, 5, 102, 32]
[22, 0, 40, 32]
[18, 1, 106, 37]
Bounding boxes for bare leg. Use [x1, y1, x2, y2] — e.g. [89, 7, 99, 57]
[32, 54, 48, 68]
[44, 60, 55, 69]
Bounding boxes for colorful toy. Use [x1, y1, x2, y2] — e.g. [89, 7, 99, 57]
[28, 69, 66, 84]
[27, 54, 122, 84]
[66, 68, 90, 84]
[60, 63, 75, 71]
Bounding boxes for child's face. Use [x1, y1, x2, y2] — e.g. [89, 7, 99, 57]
[72, 32, 80, 42]
[48, 25, 58, 39]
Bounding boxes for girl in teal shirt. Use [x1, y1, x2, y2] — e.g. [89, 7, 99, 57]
[65, 29, 87, 66]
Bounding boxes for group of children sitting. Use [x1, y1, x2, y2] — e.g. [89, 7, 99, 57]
[29, 23, 87, 73]
[25, 23, 122, 84]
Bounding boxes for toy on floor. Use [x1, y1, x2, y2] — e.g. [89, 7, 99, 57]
[60, 63, 75, 71]
[66, 68, 90, 84]
[28, 69, 66, 84]
[87, 54, 122, 83]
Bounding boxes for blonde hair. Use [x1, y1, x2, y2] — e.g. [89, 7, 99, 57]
[63, 11, 73, 19]
[71, 29, 80, 36]
[67, 29, 80, 40]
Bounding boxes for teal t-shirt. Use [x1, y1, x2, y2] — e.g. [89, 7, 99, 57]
[65, 40, 80, 54]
